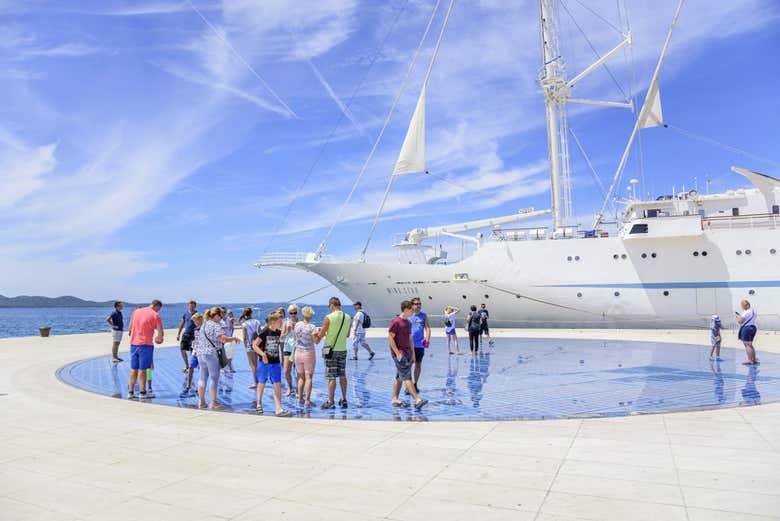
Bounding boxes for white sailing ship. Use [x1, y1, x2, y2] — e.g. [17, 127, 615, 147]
[258, 0, 780, 329]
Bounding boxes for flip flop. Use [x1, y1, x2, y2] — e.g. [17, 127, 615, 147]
[255, 405, 264, 414]
[392, 400, 410, 407]
[275, 410, 292, 417]
[414, 399, 428, 410]
[211, 403, 225, 411]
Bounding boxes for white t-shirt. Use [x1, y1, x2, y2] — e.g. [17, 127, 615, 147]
[445, 312, 457, 334]
[242, 318, 261, 345]
[353, 310, 365, 336]
[741, 308, 757, 328]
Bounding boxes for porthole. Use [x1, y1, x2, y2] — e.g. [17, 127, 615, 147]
[736, 250, 742, 255]
[641, 253, 647, 259]
[515, 294, 521, 299]
[771, 248, 777, 255]
[567, 256, 573, 261]
[663, 290, 670, 296]
[702, 251, 708, 256]
[574, 255, 580, 261]
[621, 254, 627, 259]
[462, 294, 467, 300]
[651, 252, 657, 258]
[693, 251, 699, 257]
[484, 294, 489, 299]
[749, 289, 756, 295]
[746, 249, 752, 255]
[428, 296, 433, 300]
[614, 291, 620, 297]
[613, 254, 619, 260]
[577, 292, 583, 298]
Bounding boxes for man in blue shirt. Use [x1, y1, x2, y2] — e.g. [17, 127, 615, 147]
[106, 301, 124, 363]
[176, 300, 198, 372]
[408, 297, 431, 394]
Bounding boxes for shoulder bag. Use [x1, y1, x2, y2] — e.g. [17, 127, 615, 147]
[322, 312, 346, 360]
[205, 324, 228, 368]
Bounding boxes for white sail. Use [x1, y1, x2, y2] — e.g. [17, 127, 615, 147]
[638, 78, 663, 129]
[393, 87, 426, 175]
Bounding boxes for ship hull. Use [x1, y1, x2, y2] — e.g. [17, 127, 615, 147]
[303, 228, 780, 329]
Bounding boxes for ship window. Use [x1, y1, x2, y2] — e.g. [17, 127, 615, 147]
[574, 256, 580, 261]
[736, 250, 742, 255]
[567, 256, 572, 261]
[771, 249, 777, 255]
[749, 289, 756, 295]
[614, 291, 620, 297]
[621, 254, 627, 259]
[651, 252, 657, 258]
[641, 253, 647, 259]
[629, 223, 649, 234]
[702, 251, 708, 256]
[693, 251, 699, 257]
[732, 207, 739, 216]
[484, 294, 489, 299]
[613, 254, 619, 260]
[577, 292, 583, 298]
[646, 209, 659, 218]
[663, 290, 670, 296]
[773, 205, 779, 214]
[462, 294, 467, 299]
[746, 249, 752, 255]
[428, 296, 433, 300]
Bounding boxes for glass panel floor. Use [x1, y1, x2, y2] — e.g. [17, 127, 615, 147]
[57, 337, 779, 421]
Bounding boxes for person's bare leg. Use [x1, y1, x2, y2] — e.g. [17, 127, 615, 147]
[328, 379, 336, 403]
[447, 336, 452, 354]
[197, 384, 207, 407]
[128, 369, 138, 394]
[391, 378, 403, 403]
[716, 343, 721, 358]
[339, 375, 347, 401]
[246, 351, 257, 388]
[304, 374, 313, 404]
[112, 341, 120, 360]
[186, 368, 194, 389]
[273, 382, 284, 413]
[413, 361, 422, 388]
[404, 380, 421, 401]
[297, 373, 304, 402]
[138, 370, 147, 393]
[179, 349, 189, 372]
[362, 341, 373, 356]
[256, 383, 266, 410]
[209, 385, 219, 408]
[454, 334, 461, 354]
[284, 358, 293, 396]
[709, 345, 715, 358]
[743, 342, 757, 364]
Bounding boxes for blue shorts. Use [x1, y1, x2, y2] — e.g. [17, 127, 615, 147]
[739, 325, 757, 342]
[190, 354, 199, 369]
[256, 362, 282, 384]
[130, 344, 154, 370]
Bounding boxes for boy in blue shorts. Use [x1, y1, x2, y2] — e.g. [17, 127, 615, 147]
[252, 312, 292, 417]
[709, 314, 722, 361]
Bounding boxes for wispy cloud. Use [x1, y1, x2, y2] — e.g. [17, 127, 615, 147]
[307, 59, 371, 143]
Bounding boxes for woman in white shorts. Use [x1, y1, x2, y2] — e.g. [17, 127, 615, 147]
[294, 306, 319, 407]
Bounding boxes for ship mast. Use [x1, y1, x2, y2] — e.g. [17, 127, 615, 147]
[539, 0, 570, 230]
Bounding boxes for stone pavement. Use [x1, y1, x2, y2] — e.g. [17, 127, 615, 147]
[1, 328, 779, 521]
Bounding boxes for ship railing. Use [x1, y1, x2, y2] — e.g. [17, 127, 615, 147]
[254, 252, 334, 267]
[702, 213, 779, 231]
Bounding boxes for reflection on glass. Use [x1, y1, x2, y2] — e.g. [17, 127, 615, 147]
[740, 365, 761, 405]
[709, 360, 725, 404]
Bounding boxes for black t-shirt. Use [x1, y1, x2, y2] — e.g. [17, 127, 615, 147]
[257, 328, 282, 364]
[478, 309, 489, 324]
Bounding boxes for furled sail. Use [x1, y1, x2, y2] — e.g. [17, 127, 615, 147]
[637, 78, 663, 129]
[393, 87, 426, 175]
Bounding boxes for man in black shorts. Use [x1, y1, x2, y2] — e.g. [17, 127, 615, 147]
[176, 300, 197, 372]
[478, 303, 493, 346]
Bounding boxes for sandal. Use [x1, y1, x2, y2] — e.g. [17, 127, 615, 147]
[211, 403, 225, 411]
[392, 400, 410, 408]
[256, 405, 264, 414]
[414, 399, 429, 410]
[275, 410, 292, 417]
[321, 401, 335, 410]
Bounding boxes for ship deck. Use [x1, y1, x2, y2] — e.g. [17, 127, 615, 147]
[2, 328, 780, 519]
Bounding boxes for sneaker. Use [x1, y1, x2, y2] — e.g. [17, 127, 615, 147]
[369, 351, 375, 360]
[339, 398, 348, 409]
[138, 392, 148, 400]
[126, 392, 135, 399]
[321, 400, 335, 410]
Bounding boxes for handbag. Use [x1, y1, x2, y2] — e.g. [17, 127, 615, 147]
[204, 325, 228, 368]
[322, 312, 346, 360]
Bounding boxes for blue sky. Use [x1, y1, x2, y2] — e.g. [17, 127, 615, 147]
[1, 0, 778, 303]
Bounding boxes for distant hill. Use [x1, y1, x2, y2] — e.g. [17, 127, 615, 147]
[0, 295, 128, 308]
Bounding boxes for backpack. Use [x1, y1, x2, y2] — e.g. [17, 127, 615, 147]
[362, 312, 372, 329]
[468, 313, 481, 332]
[444, 318, 452, 328]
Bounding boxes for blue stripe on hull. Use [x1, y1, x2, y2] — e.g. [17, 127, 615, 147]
[536, 281, 780, 289]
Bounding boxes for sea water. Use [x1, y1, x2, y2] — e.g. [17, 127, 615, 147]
[0, 303, 333, 339]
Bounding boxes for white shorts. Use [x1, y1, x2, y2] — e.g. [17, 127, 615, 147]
[111, 330, 123, 343]
[352, 332, 368, 349]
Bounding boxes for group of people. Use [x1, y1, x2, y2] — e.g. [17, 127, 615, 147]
[442, 302, 493, 355]
[709, 299, 759, 365]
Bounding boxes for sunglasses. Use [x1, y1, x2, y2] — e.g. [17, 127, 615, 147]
[289, 311, 298, 315]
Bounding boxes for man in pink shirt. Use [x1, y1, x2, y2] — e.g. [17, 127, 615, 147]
[127, 299, 164, 399]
